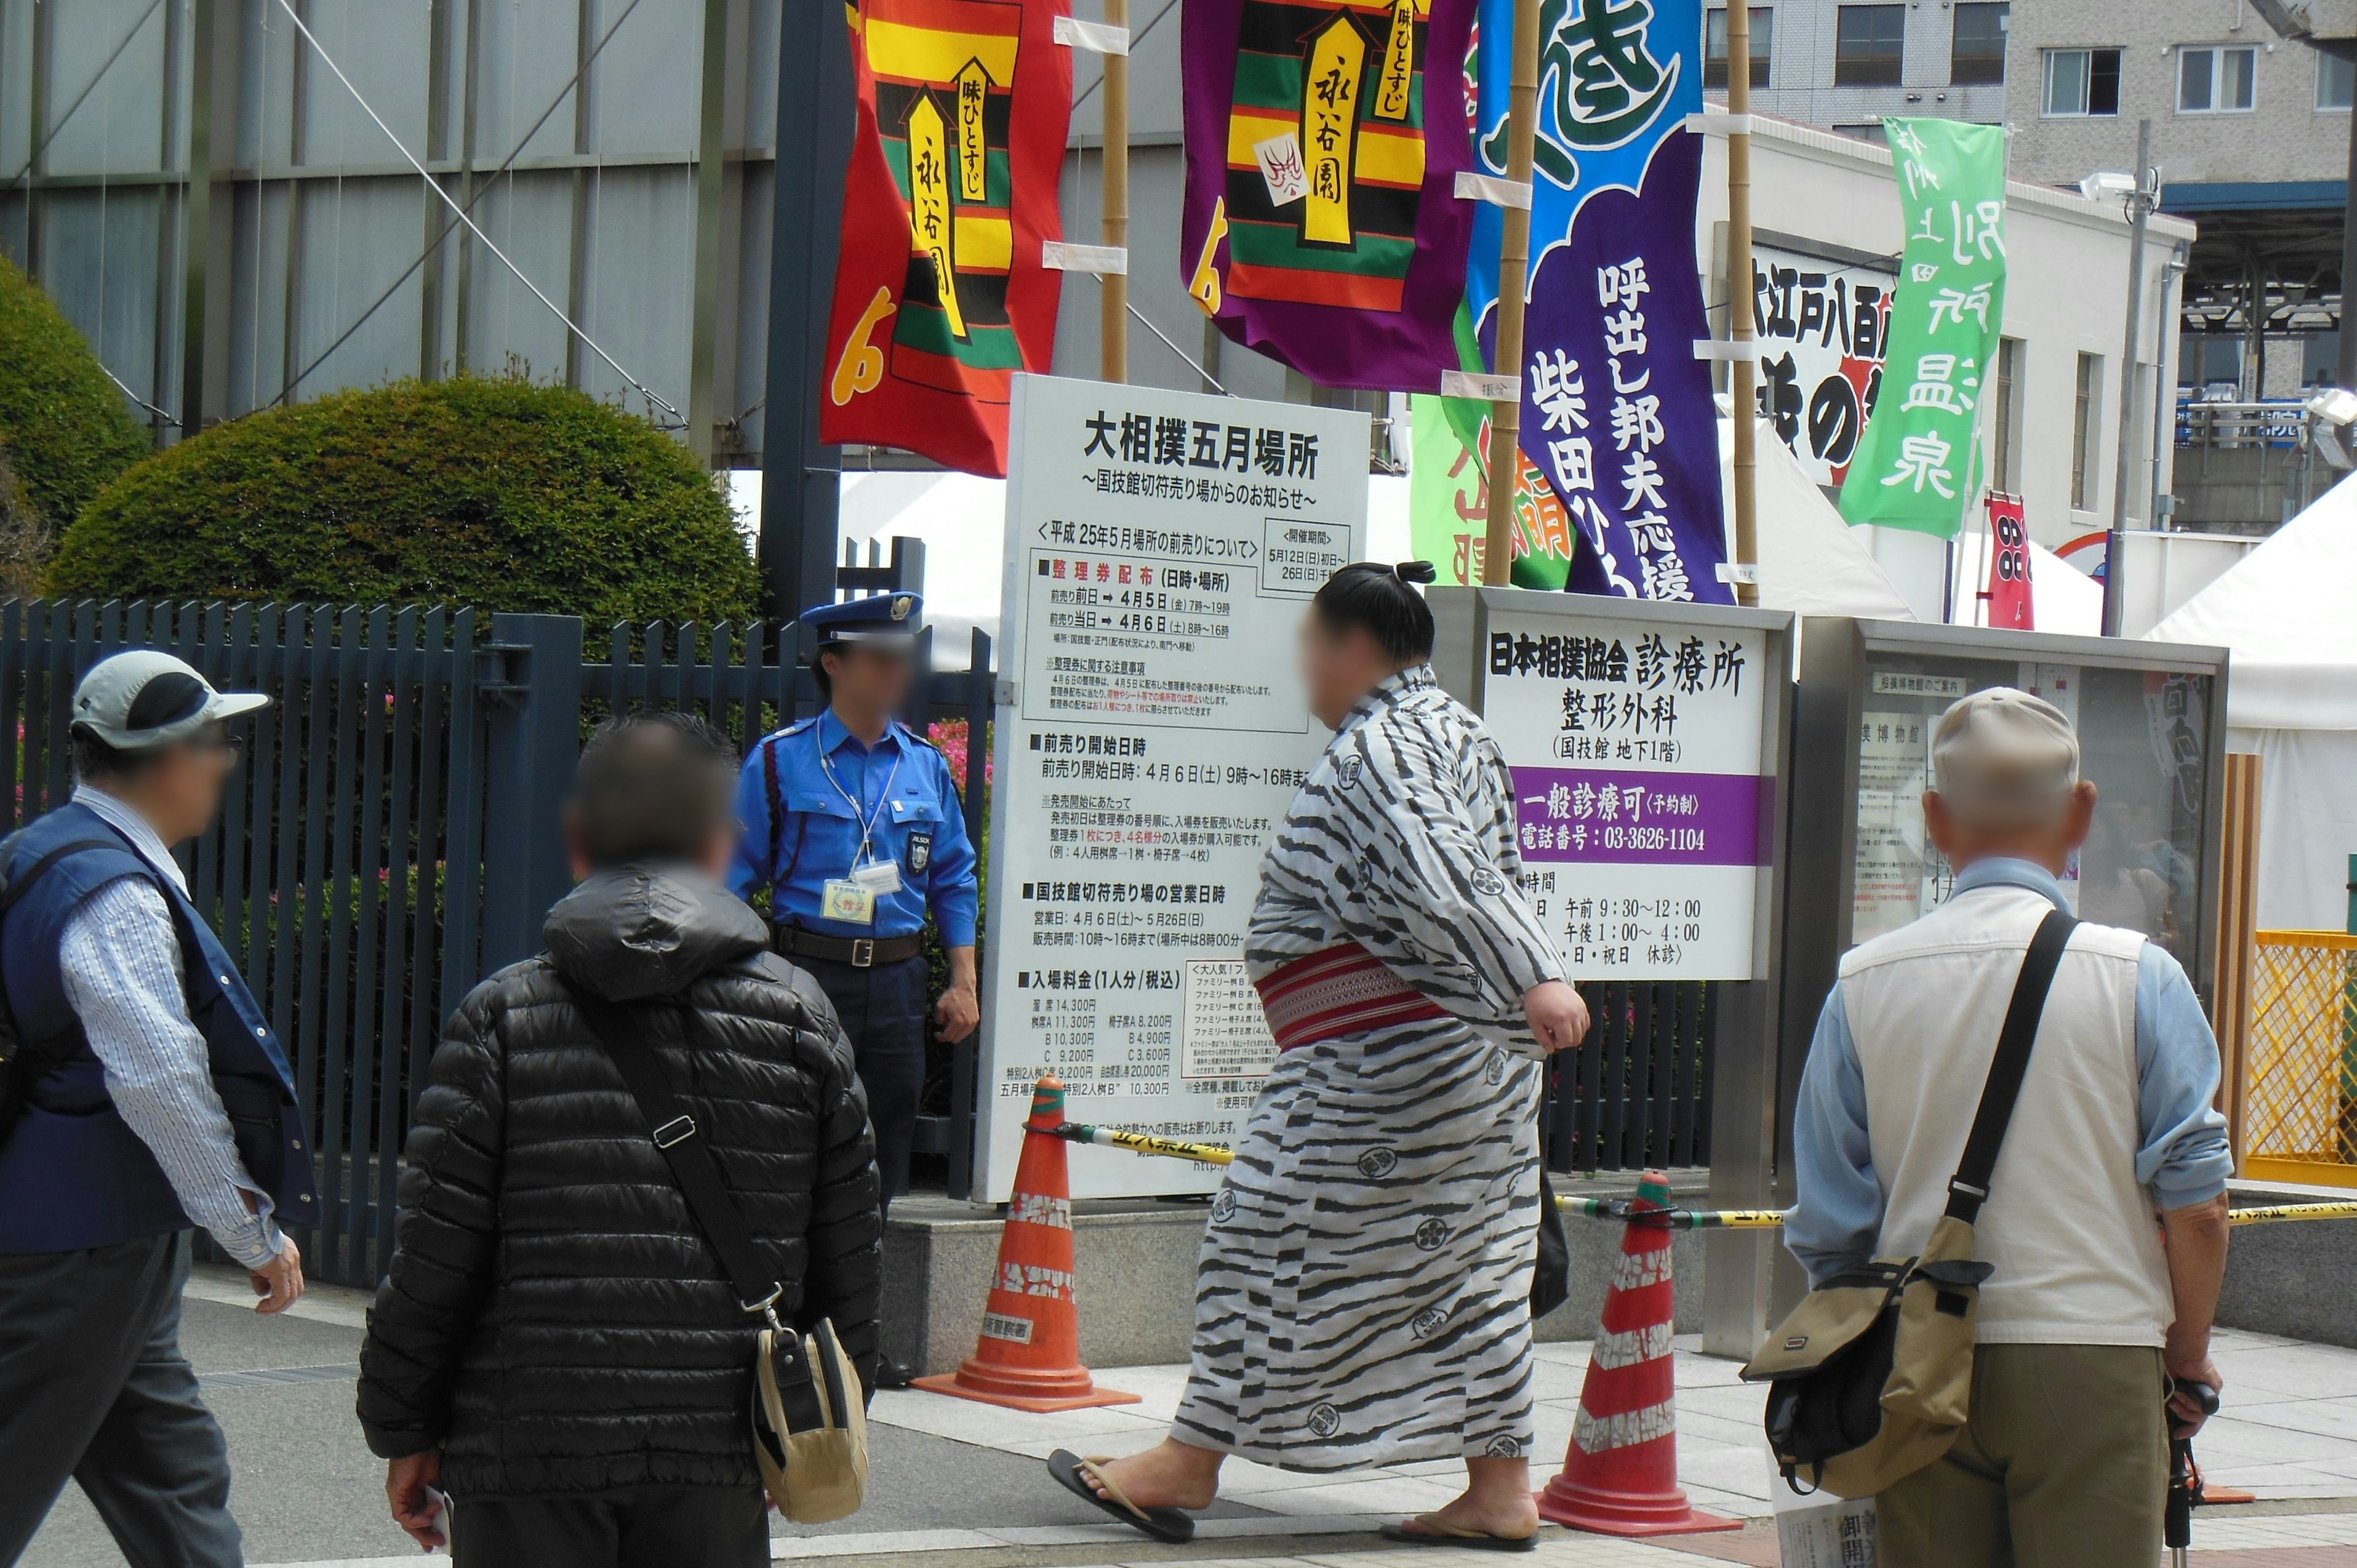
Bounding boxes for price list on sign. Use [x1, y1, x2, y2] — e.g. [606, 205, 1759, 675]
[974, 374, 1366, 1202]
[1471, 604, 1778, 983]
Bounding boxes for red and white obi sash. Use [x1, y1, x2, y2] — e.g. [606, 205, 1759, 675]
[1252, 941, 1449, 1051]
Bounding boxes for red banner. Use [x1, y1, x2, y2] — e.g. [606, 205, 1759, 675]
[1982, 492, 2034, 630]
[819, 0, 1072, 477]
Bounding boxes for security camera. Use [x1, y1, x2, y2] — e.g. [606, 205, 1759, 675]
[2080, 171, 2137, 201]
[2305, 387, 2357, 426]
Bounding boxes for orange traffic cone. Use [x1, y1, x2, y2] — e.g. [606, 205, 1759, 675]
[913, 1076, 1140, 1413]
[1536, 1169, 1740, 1537]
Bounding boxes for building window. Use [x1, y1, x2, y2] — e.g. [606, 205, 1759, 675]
[1706, 7, 1773, 89]
[2073, 352, 2103, 512]
[2320, 51, 2354, 111]
[2043, 47, 2122, 116]
[1950, 3, 2007, 86]
[1835, 5, 1905, 87]
[2178, 45, 2257, 114]
[1992, 337, 2022, 492]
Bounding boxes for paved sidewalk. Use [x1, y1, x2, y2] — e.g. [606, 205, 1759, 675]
[20, 1266, 2357, 1566]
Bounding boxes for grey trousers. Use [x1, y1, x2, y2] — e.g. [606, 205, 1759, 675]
[0, 1231, 241, 1568]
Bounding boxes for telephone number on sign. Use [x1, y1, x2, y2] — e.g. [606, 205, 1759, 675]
[1600, 825, 1707, 853]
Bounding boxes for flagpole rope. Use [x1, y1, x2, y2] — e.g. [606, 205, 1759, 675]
[270, 0, 681, 422]
[1124, 299, 1229, 395]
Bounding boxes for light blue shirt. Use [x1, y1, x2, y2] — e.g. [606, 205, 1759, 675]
[728, 710, 980, 947]
[1787, 857, 2234, 1286]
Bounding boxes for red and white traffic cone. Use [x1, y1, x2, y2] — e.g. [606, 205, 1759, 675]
[1536, 1170, 1740, 1537]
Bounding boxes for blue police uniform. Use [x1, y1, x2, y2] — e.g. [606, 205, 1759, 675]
[729, 594, 979, 1205]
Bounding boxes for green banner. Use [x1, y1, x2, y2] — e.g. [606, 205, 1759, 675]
[1836, 118, 2008, 537]
[1407, 398, 1573, 589]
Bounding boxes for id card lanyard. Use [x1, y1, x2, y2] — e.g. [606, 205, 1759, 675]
[816, 733, 902, 924]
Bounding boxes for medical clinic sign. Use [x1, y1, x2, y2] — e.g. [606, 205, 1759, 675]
[1432, 589, 1789, 983]
[975, 373, 1366, 1201]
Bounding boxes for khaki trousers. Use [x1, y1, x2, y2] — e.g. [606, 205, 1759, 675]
[1876, 1343, 2170, 1568]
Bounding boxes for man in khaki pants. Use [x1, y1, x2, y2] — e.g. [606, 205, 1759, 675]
[1787, 689, 2233, 1566]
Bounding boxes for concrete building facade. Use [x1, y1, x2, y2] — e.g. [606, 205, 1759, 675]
[1704, 0, 2010, 136]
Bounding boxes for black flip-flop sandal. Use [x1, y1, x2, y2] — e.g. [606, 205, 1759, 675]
[1044, 1448, 1198, 1543]
[1378, 1515, 1539, 1552]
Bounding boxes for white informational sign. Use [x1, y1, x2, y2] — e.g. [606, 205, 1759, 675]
[974, 374, 1366, 1202]
[1750, 242, 1897, 489]
[1477, 607, 1773, 981]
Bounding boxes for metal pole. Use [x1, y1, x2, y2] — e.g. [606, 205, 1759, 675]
[2154, 243, 2188, 527]
[758, 0, 854, 620]
[1100, 0, 1129, 384]
[2343, 93, 2357, 391]
[1725, 2, 1759, 608]
[1479, 0, 1542, 585]
[2101, 118, 2153, 639]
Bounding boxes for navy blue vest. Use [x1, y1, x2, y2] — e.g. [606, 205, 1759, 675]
[0, 801, 316, 1254]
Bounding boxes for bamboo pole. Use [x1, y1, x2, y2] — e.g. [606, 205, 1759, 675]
[1725, 1, 1759, 607]
[1101, 0, 1129, 384]
[1479, 0, 1542, 586]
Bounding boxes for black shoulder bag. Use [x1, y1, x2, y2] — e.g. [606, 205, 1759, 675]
[570, 989, 870, 1523]
[1739, 909, 2077, 1499]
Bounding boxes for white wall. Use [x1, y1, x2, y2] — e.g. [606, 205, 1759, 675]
[1697, 112, 2196, 554]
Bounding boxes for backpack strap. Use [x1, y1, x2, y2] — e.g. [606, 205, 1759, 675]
[0, 838, 143, 918]
[568, 986, 784, 1324]
[1944, 908, 2078, 1224]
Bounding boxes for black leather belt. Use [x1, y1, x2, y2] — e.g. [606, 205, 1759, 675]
[772, 925, 927, 969]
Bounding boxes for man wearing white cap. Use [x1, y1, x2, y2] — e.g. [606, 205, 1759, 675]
[1787, 687, 2234, 1567]
[0, 651, 314, 1567]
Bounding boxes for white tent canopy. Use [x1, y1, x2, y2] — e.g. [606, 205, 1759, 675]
[1716, 417, 1916, 619]
[2148, 471, 2357, 929]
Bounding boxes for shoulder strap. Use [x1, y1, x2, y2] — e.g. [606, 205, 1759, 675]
[1944, 908, 2078, 1224]
[568, 987, 784, 1323]
[0, 837, 149, 918]
[764, 736, 787, 892]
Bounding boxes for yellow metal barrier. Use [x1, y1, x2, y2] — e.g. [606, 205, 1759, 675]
[2242, 930, 2357, 1189]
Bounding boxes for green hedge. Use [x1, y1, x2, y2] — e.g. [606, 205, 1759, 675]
[0, 255, 152, 589]
[50, 374, 759, 624]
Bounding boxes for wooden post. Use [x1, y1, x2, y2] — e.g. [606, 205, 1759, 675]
[1725, 2, 1759, 608]
[2212, 752, 2262, 1170]
[1479, 0, 1542, 586]
[1101, 0, 1129, 384]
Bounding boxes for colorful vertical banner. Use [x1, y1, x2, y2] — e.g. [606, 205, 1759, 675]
[1178, 0, 1480, 391]
[1836, 117, 2008, 536]
[1406, 395, 1574, 587]
[1465, 0, 1730, 604]
[820, 0, 1074, 477]
[1981, 491, 2034, 629]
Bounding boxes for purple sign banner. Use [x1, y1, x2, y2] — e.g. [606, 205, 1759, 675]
[1512, 767, 1765, 866]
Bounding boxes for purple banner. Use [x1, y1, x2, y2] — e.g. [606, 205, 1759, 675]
[1512, 767, 1765, 866]
[1177, 0, 1479, 392]
[1516, 132, 1731, 604]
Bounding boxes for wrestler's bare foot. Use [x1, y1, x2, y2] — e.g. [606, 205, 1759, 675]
[1085, 1439, 1223, 1512]
[1397, 1456, 1539, 1540]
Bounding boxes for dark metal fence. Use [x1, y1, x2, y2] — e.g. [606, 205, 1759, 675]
[1, 585, 1705, 1284]
[1543, 980, 1717, 1174]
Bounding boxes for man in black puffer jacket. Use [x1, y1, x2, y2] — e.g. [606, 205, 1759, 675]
[357, 713, 881, 1567]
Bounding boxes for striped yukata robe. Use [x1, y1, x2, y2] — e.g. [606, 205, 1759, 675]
[1171, 665, 1565, 1471]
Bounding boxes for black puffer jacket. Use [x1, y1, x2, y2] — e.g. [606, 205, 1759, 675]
[356, 867, 881, 1496]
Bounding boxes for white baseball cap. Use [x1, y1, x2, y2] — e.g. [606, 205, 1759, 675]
[1930, 686, 2080, 824]
[70, 651, 269, 750]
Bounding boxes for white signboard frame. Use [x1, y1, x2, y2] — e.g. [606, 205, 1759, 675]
[1428, 587, 1793, 984]
[972, 373, 1367, 1202]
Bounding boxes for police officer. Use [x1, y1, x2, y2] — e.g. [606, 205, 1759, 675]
[0, 651, 315, 1566]
[730, 593, 979, 1383]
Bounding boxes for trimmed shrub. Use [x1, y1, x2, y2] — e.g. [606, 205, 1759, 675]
[0, 254, 152, 579]
[50, 374, 759, 624]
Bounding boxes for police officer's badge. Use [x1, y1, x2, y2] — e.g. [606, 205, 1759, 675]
[907, 828, 933, 873]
